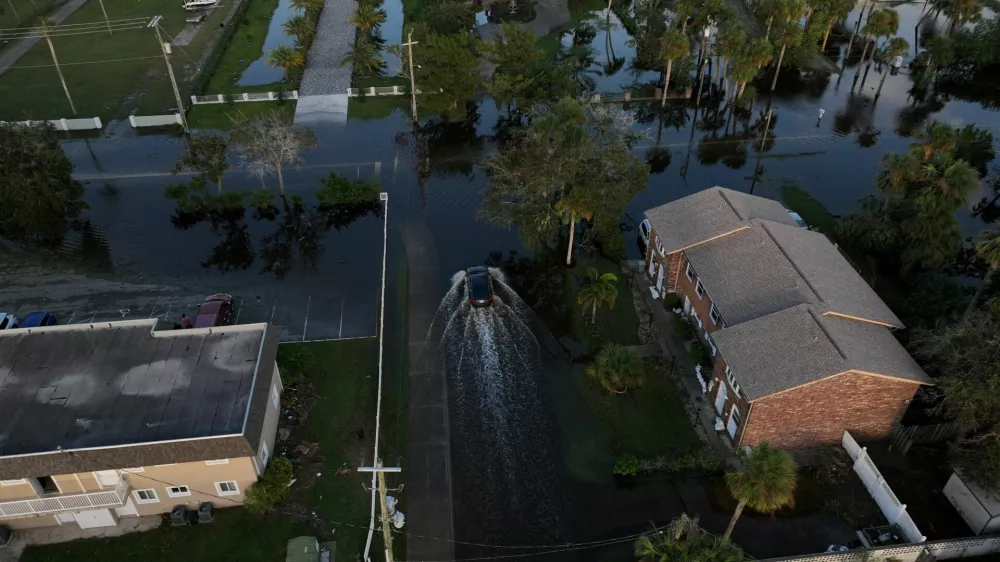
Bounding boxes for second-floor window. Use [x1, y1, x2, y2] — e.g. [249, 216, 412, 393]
[709, 305, 720, 325]
[685, 262, 695, 282]
[730, 406, 742, 428]
[695, 280, 705, 299]
[725, 365, 742, 397]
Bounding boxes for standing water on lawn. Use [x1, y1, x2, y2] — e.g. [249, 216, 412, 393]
[237, 0, 297, 86]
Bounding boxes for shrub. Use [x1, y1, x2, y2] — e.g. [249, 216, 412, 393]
[276, 344, 313, 385]
[662, 292, 681, 310]
[674, 318, 694, 340]
[613, 453, 639, 476]
[690, 341, 710, 367]
[222, 93, 236, 108]
[635, 448, 724, 474]
[243, 457, 293, 515]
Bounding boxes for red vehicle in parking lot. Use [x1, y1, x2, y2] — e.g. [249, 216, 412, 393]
[195, 293, 234, 328]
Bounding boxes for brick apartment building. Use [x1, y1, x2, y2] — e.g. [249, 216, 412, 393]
[0, 319, 282, 529]
[643, 187, 929, 449]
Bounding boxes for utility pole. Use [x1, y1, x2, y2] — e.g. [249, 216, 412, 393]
[358, 462, 402, 562]
[402, 30, 419, 124]
[98, 0, 113, 34]
[150, 16, 189, 133]
[41, 18, 76, 115]
[749, 108, 773, 194]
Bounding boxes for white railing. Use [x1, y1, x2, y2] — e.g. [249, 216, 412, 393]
[0, 117, 103, 131]
[191, 91, 300, 105]
[347, 86, 414, 97]
[129, 114, 183, 128]
[842, 430, 926, 543]
[762, 536, 1000, 562]
[0, 479, 128, 518]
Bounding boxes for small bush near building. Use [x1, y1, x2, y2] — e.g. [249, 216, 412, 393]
[674, 318, 694, 341]
[613, 453, 639, 476]
[690, 341, 710, 367]
[662, 292, 682, 310]
[243, 457, 294, 515]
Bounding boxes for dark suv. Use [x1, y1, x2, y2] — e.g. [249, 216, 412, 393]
[466, 266, 494, 308]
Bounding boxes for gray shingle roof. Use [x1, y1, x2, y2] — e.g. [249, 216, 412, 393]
[643, 187, 799, 253]
[0, 320, 276, 456]
[712, 305, 929, 401]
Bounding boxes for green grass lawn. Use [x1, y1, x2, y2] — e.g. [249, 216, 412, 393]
[779, 181, 840, 235]
[347, 95, 407, 121]
[20, 509, 311, 562]
[20, 339, 390, 562]
[187, 98, 295, 129]
[198, 0, 294, 96]
[583, 359, 702, 458]
[0, 0, 227, 120]
[573, 256, 641, 353]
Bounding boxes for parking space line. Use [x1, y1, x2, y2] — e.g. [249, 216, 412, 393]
[269, 299, 277, 324]
[66, 312, 77, 324]
[148, 305, 157, 318]
[301, 296, 311, 342]
[339, 297, 345, 339]
[89, 312, 97, 322]
[234, 297, 243, 325]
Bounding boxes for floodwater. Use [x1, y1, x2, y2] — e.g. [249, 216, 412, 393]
[2, 0, 998, 553]
[237, 0, 297, 86]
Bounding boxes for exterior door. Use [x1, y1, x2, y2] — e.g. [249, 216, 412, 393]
[655, 265, 664, 294]
[94, 470, 118, 488]
[683, 295, 692, 315]
[714, 382, 727, 415]
[727, 412, 738, 439]
[55, 513, 76, 525]
[648, 255, 655, 277]
[74, 508, 117, 529]
[116, 498, 138, 517]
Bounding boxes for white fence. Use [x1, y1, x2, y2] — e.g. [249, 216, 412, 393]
[129, 114, 183, 128]
[191, 91, 299, 105]
[762, 536, 1000, 562]
[0, 117, 103, 131]
[0, 480, 128, 517]
[347, 86, 412, 97]
[843, 430, 926, 543]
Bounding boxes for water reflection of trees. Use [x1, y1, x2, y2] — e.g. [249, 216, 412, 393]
[168, 173, 382, 279]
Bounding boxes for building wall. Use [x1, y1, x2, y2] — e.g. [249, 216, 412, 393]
[739, 371, 921, 449]
[2, 514, 57, 529]
[674, 252, 725, 337]
[707, 354, 751, 445]
[254, 363, 283, 475]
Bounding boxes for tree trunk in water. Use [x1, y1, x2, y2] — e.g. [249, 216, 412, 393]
[765, 15, 773, 40]
[853, 38, 870, 84]
[607, 0, 611, 12]
[739, 80, 747, 97]
[804, 7, 814, 28]
[964, 267, 995, 321]
[696, 37, 709, 103]
[875, 65, 889, 97]
[711, 56, 720, 85]
[724, 500, 746, 540]
[771, 42, 787, 91]
[661, 58, 673, 107]
[566, 211, 576, 266]
[591, 300, 597, 324]
[821, 20, 833, 51]
[276, 165, 285, 195]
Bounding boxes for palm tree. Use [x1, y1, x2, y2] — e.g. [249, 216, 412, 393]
[289, 0, 323, 17]
[723, 442, 797, 540]
[874, 36, 909, 97]
[854, 8, 900, 85]
[577, 268, 619, 324]
[587, 343, 643, 394]
[266, 45, 304, 80]
[965, 230, 1000, 320]
[818, 0, 855, 51]
[349, 3, 387, 33]
[283, 14, 313, 47]
[770, 0, 806, 91]
[659, 29, 689, 107]
[943, 0, 982, 33]
[920, 35, 954, 81]
[714, 20, 745, 97]
[636, 516, 746, 562]
[340, 39, 383, 76]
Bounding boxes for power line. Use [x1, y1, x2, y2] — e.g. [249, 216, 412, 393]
[0, 18, 150, 36]
[58, 448, 655, 554]
[0, 23, 148, 40]
[4, 55, 162, 70]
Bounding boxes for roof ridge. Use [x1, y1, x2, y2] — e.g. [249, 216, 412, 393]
[716, 188, 745, 221]
[806, 306, 847, 360]
[757, 221, 825, 303]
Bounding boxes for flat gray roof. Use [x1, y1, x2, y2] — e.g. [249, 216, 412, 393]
[0, 320, 271, 457]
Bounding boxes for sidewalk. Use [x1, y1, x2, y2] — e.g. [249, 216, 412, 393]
[624, 263, 737, 464]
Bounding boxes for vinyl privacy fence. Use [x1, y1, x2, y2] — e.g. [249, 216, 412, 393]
[842, 430, 926, 543]
[762, 536, 1000, 562]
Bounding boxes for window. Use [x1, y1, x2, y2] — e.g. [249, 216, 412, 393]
[134, 489, 159, 504]
[167, 486, 191, 498]
[709, 305, 720, 326]
[0, 479, 25, 486]
[271, 384, 280, 409]
[205, 459, 229, 465]
[695, 280, 705, 299]
[216, 481, 239, 496]
[730, 407, 742, 427]
[725, 366, 742, 397]
[261, 442, 270, 468]
[35, 476, 59, 494]
[706, 333, 717, 357]
[685, 262, 695, 282]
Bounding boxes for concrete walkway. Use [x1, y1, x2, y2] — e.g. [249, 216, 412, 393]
[402, 221, 454, 562]
[0, 0, 90, 77]
[294, 0, 355, 123]
[0, 516, 161, 561]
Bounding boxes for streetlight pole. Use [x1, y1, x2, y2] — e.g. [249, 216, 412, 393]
[150, 16, 189, 133]
[358, 462, 402, 562]
[402, 30, 419, 124]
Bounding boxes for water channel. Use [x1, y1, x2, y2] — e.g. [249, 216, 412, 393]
[237, 0, 298, 86]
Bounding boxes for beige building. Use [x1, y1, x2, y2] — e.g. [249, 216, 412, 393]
[0, 319, 282, 530]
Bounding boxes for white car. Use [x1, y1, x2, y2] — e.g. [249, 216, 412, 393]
[785, 209, 808, 228]
[639, 219, 651, 248]
[0, 313, 19, 330]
